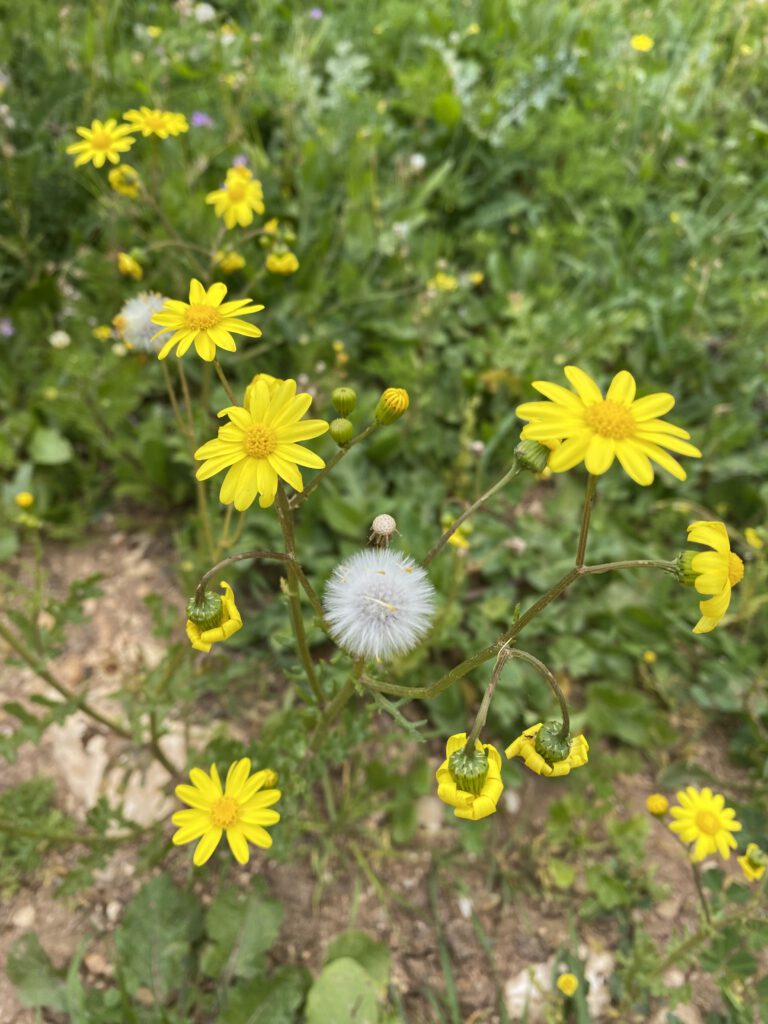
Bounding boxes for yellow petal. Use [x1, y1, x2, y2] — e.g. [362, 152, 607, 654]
[563, 366, 603, 405]
[193, 827, 223, 865]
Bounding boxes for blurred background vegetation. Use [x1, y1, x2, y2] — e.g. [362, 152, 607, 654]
[0, 1, 766, 1021]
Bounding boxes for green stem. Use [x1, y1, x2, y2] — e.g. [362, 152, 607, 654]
[149, 711, 178, 776]
[161, 361, 188, 437]
[309, 660, 363, 752]
[214, 359, 238, 405]
[581, 559, 676, 575]
[0, 816, 139, 848]
[422, 463, 522, 567]
[194, 548, 326, 621]
[275, 487, 325, 707]
[691, 861, 713, 925]
[464, 642, 514, 752]
[508, 649, 570, 739]
[289, 422, 379, 509]
[575, 474, 598, 567]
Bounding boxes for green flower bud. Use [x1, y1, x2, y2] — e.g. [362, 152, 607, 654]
[674, 551, 698, 588]
[534, 721, 571, 766]
[186, 591, 224, 632]
[329, 418, 354, 447]
[332, 386, 357, 416]
[449, 745, 489, 795]
[375, 387, 409, 425]
[514, 439, 551, 474]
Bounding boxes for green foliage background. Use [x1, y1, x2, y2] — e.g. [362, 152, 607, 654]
[0, 0, 766, 1021]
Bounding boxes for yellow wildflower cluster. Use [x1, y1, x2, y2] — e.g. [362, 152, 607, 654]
[66, 108, 188, 170]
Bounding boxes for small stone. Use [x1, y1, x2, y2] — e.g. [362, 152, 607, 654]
[415, 795, 444, 834]
[11, 905, 36, 929]
[502, 790, 522, 815]
[135, 987, 154, 1006]
[655, 896, 683, 921]
[663, 969, 686, 988]
[458, 896, 473, 919]
[84, 952, 114, 977]
[105, 900, 122, 924]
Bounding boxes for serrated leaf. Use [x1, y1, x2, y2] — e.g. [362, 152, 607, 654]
[220, 966, 309, 1024]
[201, 882, 283, 980]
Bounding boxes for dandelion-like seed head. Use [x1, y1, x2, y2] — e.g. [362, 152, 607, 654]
[323, 548, 436, 660]
[114, 292, 169, 351]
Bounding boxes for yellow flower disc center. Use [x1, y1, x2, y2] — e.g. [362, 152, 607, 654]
[695, 809, 721, 835]
[185, 304, 222, 330]
[91, 130, 114, 151]
[144, 113, 165, 130]
[728, 552, 744, 587]
[584, 400, 636, 440]
[244, 423, 277, 458]
[210, 795, 239, 828]
[228, 181, 247, 202]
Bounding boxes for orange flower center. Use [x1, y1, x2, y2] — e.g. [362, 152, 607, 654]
[695, 810, 720, 836]
[91, 130, 114, 151]
[728, 552, 744, 587]
[228, 181, 247, 202]
[185, 304, 222, 330]
[210, 795, 239, 828]
[244, 423, 277, 458]
[584, 400, 636, 440]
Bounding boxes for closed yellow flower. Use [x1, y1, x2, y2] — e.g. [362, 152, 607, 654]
[556, 973, 579, 997]
[738, 843, 766, 882]
[195, 377, 328, 510]
[108, 164, 141, 198]
[684, 521, 744, 634]
[186, 581, 242, 652]
[516, 366, 701, 486]
[151, 278, 264, 362]
[172, 758, 281, 866]
[668, 786, 741, 862]
[66, 118, 136, 168]
[645, 793, 669, 816]
[265, 251, 300, 275]
[215, 250, 246, 273]
[15, 491, 34, 509]
[117, 252, 143, 280]
[436, 733, 503, 821]
[630, 34, 655, 52]
[505, 722, 589, 778]
[206, 166, 265, 229]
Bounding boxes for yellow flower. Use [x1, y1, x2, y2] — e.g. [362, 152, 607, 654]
[668, 786, 741, 862]
[15, 491, 34, 509]
[194, 377, 329, 510]
[469, 271, 485, 286]
[92, 325, 112, 341]
[516, 366, 701, 486]
[172, 758, 281, 866]
[669, 211, 681, 224]
[745, 527, 763, 550]
[738, 843, 766, 882]
[214, 250, 246, 273]
[435, 733, 503, 821]
[146, 24, 162, 38]
[206, 166, 265, 229]
[66, 118, 136, 168]
[263, 217, 280, 236]
[428, 271, 459, 292]
[117, 252, 143, 280]
[630, 34, 655, 52]
[643, 650, 657, 664]
[466, 23, 481, 36]
[645, 793, 669, 816]
[556, 974, 579, 997]
[151, 278, 264, 362]
[186, 581, 242, 652]
[505, 722, 589, 778]
[108, 164, 141, 198]
[241, 372, 281, 409]
[265, 251, 300, 275]
[375, 387, 409, 424]
[123, 107, 189, 138]
[685, 521, 744, 634]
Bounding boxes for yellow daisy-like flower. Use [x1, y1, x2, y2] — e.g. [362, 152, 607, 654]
[265, 251, 300, 275]
[186, 581, 242, 653]
[117, 252, 143, 280]
[630, 34, 655, 52]
[738, 843, 766, 882]
[66, 118, 136, 168]
[556, 974, 579, 997]
[108, 164, 141, 198]
[668, 786, 742, 862]
[435, 733, 504, 821]
[123, 107, 189, 138]
[516, 366, 701, 486]
[151, 278, 264, 362]
[206, 166, 265, 229]
[195, 377, 329, 511]
[428, 271, 459, 292]
[685, 521, 744, 634]
[172, 758, 281, 866]
[505, 722, 589, 778]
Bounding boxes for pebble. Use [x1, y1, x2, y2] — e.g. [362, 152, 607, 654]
[655, 895, 683, 921]
[11, 905, 36, 929]
[84, 952, 113, 977]
[105, 900, 122, 924]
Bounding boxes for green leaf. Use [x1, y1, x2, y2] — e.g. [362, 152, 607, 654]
[432, 92, 462, 126]
[201, 882, 283, 980]
[114, 875, 203, 1001]
[548, 858, 576, 889]
[29, 426, 74, 465]
[306, 957, 380, 1024]
[221, 966, 309, 1024]
[7, 933, 66, 1011]
[325, 930, 390, 990]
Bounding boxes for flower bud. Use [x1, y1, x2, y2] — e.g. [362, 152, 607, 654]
[375, 387, 409, 425]
[186, 590, 224, 632]
[329, 418, 354, 447]
[262, 769, 278, 788]
[332, 386, 357, 416]
[369, 513, 397, 547]
[15, 491, 34, 509]
[448, 745, 489, 795]
[674, 551, 698, 588]
[645, 793, 669, 816]
[514, 439, 550, 474]
[533, 721, 572, 766]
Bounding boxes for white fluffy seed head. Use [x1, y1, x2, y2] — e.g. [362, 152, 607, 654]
[117, 292, 168, 351]
[323, 548, 436, 661]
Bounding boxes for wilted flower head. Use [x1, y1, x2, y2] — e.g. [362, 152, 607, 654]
[114, 292, 170, 352]
[323, 548, 436, 660]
